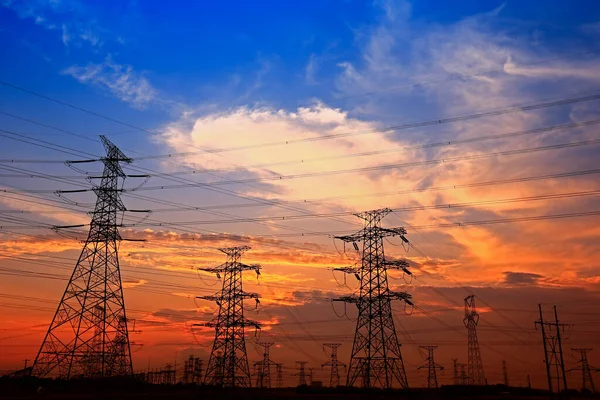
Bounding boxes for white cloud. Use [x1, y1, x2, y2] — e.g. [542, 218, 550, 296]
[305, 53, 320, 85]
[62, 58, 157, 107]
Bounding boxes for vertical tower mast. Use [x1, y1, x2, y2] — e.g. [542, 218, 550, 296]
[31, 136, 134, 379]
[295, 361, 308, 386]
[535, 304, 570, 393]
[333, 208, 413, 389]
[197, 246, 260, 388]
[322, 343, 345, 388]
[418, 345, 443, 389]
[569, 349, 595, 393]
[464, 295, 486, 385]
[254, 341, 274, 388]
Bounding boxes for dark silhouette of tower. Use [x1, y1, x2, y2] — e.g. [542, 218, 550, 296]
[276, 363, 283, 388]
[31, 136, 138, 379]
[183, 356, 203, 385]
[458, 363, 467, 385]
[333, 208, 413, 389]
[254, 342, 275, 388]
[295, 361, 308, 386]
[418, 346, 443, 389]
[464, 295, 486, 385]
[452, 358, 459, 385]
[322, 343, 345, 387]
[535, 304, 569, 393]
[197, 246, 261, 388]
[570, 348, 595, 393]
[502, 360, 509, 386]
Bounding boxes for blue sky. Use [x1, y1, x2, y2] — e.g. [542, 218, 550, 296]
[3, 1, 600, 384]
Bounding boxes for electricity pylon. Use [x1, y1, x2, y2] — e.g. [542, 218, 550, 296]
[31, 136, 142, 379]
[458, 363, 467, 385]
[322, 343, 345, 387]
[196, 246, 261, 388]
[254, 342, 275, 388]
[502, 360, 509, 386]
[569, 348, 595, 393]
[535, 304, 569, 393]
[418, 345, 443, 389]
[276, 363, 283, 388]
[332, 208, 413, 389]
[295, 361, 308, 386]
[464, 295, 486, 385]
[452, 358, 459, 385]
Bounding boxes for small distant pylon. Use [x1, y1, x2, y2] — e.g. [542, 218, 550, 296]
[31, 136, 144, 379]
[254, 342, 275, 388]
[276, 363, 283, 388]
[458, 363, 467, 385]
[295, 361, 308, 386]
[569, 348, 595, 393]
[418, 346, 443, 389]
[332, 208, 413, 389]
[452, 358, 459, 385]
[322, 343, 346, 387]
[535, 304, 569, 393]
[308, 368, 314, 385]
[502, 360, 509, 386]
[464, 295, 486, 385]
[195, 246, 261, 388]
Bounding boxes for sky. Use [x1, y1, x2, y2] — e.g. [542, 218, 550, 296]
[1, 0, 600, 389]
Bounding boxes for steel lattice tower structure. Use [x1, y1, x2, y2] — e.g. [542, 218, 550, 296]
[275, 363, 283, 388]
[502, 360, 509, 386]
[254, 342, 275, 388]
[570, 349, 595, 393]
[333, 208, 413, 389]
[197, 246, 261, 388]
[31, 136, 136, 379]
[452, 358, 459, 385]
[464, 295, 486, 385]
[295, 361, 308, 386]
[418, 346, 443, 389]
[322, 343, 345, 387]
[535, 304, 569, 393]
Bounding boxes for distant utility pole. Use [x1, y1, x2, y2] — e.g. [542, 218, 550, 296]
[196, 246, 261, 388]
[452, 358, 459, 385]
[295, 361, 308, 386]
[332, 208, 413, 389]
[322, 343, 346, 387]
[31, 136, 142, 379]
[527, 374, 531, 389]
[458, 363, 467, 385]
[418, 346, 443, 389]
[254, 342, 275, 388]
[308, 368, 314, 385]
[276, 363, 283, 388]
[464, 295, 486, 385]
[502, 360, 509, 386]
[535, 304, 569, 394]
[569, 348, 595, 393]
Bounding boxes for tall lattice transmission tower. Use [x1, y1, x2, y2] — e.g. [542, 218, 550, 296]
[570, 349, 595, 393]
[418, 346, 443, 389]
[464, 295, 486, 385]
[275, 363, 283, 388]
[295, 361, 308, 386]
[31, 136, 141, 379]
[452, 358, 459, 385]
[535, 304, 569, 393]
[333, 208, 413, 389]
[502, 360, 509, 386]
[196, 246, 261, 388]
[322, 343, 345, 387]
[254, 342, 275, 388]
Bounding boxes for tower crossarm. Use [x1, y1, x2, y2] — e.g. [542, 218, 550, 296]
[333, 266, 360, 280]
[382, 259, 412, 275]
